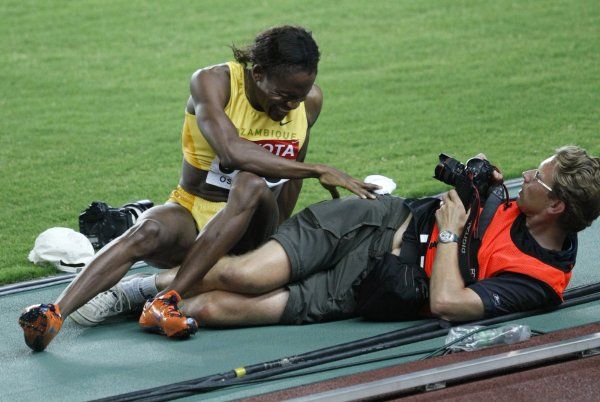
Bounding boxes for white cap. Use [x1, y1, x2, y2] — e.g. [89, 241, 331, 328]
[28, 227, 95, 273]
[364, 175, 397, 195]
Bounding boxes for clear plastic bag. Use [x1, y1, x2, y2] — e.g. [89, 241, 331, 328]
[445, 324, 531, 352]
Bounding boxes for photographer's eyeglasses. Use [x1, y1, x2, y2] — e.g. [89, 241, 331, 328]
[522, 169, 553, 192]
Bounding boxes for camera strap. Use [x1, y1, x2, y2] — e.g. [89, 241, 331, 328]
[457, 185, 508, 285]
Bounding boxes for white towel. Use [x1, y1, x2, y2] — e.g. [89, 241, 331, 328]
[364, 175, 397, 195]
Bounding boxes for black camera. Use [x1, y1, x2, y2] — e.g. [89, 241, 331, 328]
[79, 200, 154, 251]
[434, 154, 495, 209]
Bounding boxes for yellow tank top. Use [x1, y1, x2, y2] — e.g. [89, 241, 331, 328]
[181, 62, 308, 189]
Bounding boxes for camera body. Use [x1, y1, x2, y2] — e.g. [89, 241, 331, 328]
[434, 154, 494, 209]
[79, 200, 153, 251]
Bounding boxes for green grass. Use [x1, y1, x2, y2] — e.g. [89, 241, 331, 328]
[1, 0, 598, 285]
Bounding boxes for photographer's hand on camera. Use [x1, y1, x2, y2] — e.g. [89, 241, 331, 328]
[435, 190, 469, 235]
[472, 153, 504, 185]
[316, 164, 380, 200]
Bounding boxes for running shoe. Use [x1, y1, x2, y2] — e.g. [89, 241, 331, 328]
[19, 303, 63, 352]
[139, 290, 198, 338]
[70, 274, 149, 326]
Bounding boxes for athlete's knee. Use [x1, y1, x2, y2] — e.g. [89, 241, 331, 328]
[234, 171, 267, 189]
[231, 172, 270, 206]
[122, 219, 166, 256]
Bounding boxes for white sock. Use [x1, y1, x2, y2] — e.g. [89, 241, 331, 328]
[120, 274, 158, 305]
[140, 275, 159, 299]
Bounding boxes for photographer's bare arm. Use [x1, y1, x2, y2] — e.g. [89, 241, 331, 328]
[429, 154, 497, 321]
[429, 190, 485, 321]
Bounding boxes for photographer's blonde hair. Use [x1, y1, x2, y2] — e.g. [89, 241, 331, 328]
[551, 145, 600, 232]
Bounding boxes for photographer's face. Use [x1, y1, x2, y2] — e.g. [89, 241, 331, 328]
[517, 156, 556, 214]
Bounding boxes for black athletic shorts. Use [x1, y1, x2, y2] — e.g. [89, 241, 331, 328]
[272, 195, 410, 324]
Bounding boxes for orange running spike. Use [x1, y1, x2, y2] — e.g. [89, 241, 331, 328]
[139, 290, 198, 338]
[19, 303, 64, 352]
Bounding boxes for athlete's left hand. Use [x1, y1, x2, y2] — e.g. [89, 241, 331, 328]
[435, 190, 469, 234]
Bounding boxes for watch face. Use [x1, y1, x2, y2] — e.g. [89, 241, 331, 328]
[439, 230, 456, 243]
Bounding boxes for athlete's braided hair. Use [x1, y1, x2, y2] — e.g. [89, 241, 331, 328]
[231, 25, 320, 77]
[551, 145, 600, 233]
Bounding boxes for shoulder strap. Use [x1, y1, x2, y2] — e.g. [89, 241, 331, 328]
[476, 185, 507, 239]
[458, 184, 508, 285]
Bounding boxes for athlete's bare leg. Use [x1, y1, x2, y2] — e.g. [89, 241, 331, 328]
[55, 203, 197, 317]
[165, 172, 280, 298]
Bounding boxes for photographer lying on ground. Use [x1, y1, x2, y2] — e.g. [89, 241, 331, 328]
[21, 146, 600, 347]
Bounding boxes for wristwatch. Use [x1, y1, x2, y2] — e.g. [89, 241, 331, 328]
[438, 230, 459, 244]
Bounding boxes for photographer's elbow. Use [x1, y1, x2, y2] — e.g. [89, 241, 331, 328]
[430, 291, 484, 322]
[430, 296, 466, 322]
[429, 298, 453, 320]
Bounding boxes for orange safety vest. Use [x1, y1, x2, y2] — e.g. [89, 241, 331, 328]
[424, 203, 572, 299]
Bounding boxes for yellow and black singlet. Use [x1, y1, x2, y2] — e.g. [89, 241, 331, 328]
[181, 61, 309, 189]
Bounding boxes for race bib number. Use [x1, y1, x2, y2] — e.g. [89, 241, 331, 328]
[206, 158, 289, 190]
[205, 139, 300, 190]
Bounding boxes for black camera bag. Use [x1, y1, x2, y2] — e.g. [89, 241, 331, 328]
[356, 253, 429, 321]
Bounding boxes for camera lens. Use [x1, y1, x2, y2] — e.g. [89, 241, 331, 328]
[434, 154, 465, 186]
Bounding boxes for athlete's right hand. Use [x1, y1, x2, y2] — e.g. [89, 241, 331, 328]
[316, 165, 380, 200]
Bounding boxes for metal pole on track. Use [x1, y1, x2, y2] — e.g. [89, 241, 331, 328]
[94, 282, 600, 402]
